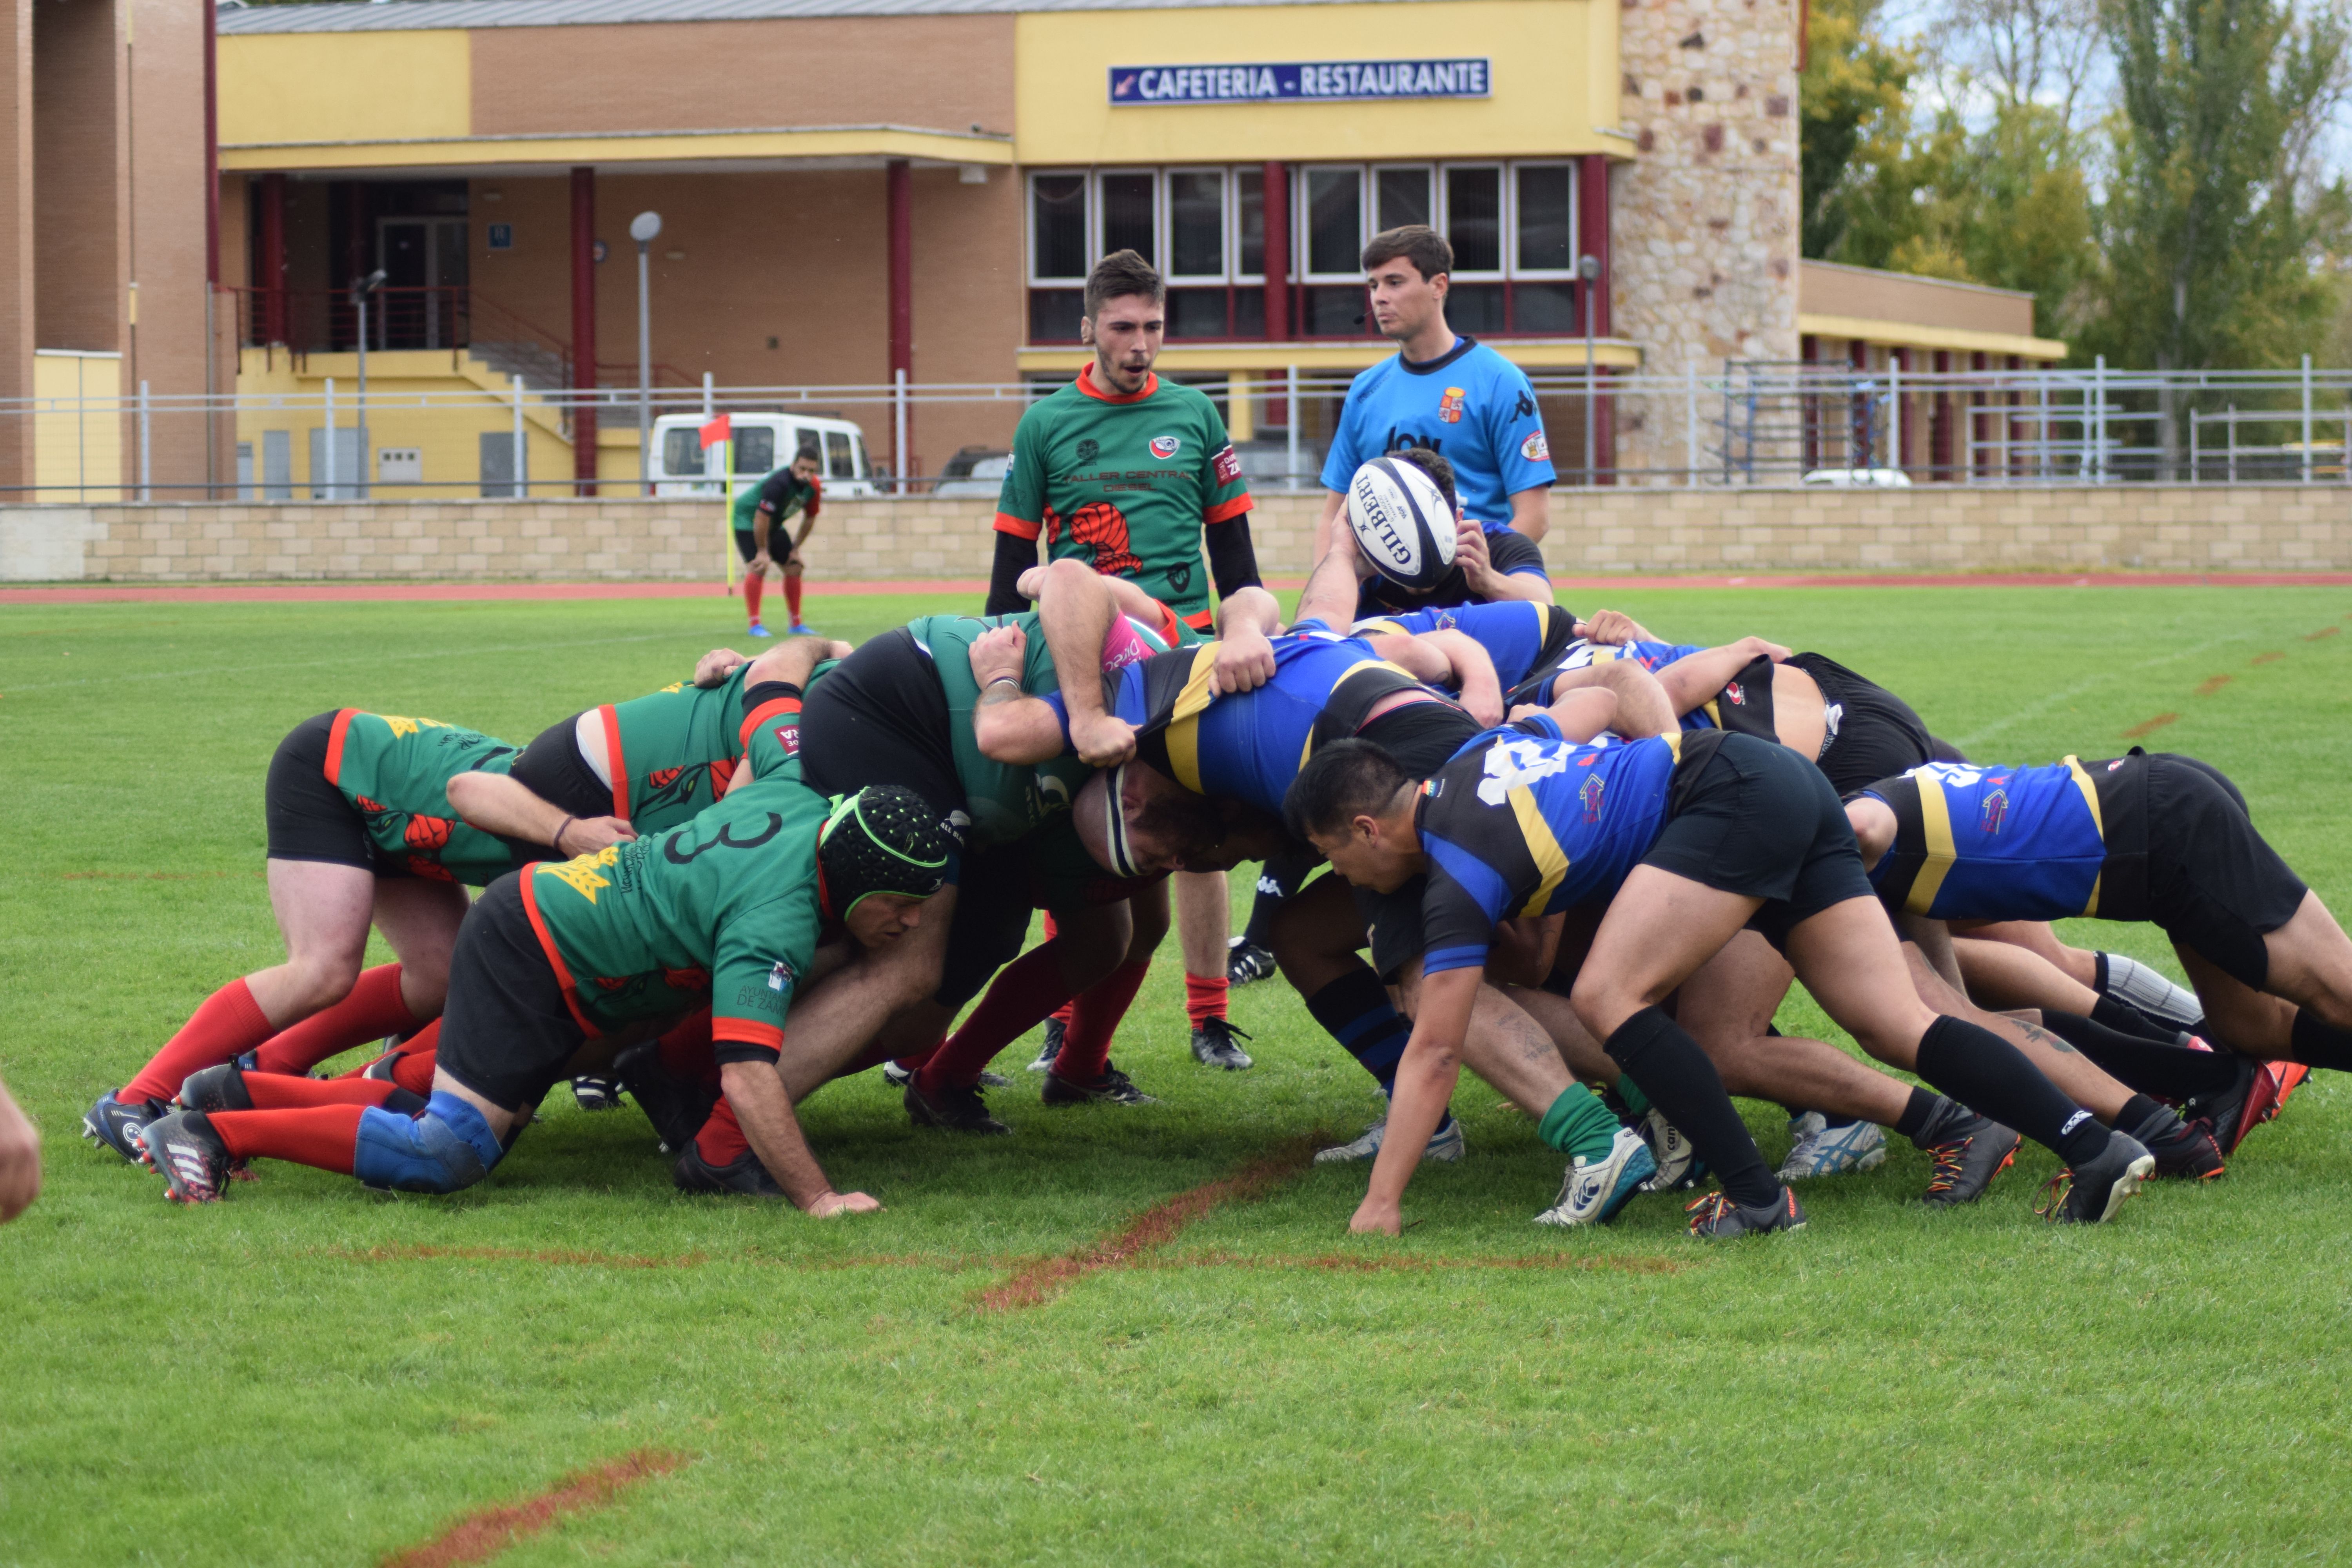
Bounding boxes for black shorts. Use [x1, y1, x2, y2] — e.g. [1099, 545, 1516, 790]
[799, 629, 965, 832]
[434, 874, 588, 1112]
[265, 712, 381, 872]
[1357, 696, 1486, 778]
[1791, 653, 1938, 797]
[735, 528, 799, 567]
[1642, 731, 1878, 949]
[511, 713, 628, 823]
[2101, 753, 2307, 988]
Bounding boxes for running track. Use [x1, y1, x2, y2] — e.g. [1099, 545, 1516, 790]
[8, 571, 2352, 604]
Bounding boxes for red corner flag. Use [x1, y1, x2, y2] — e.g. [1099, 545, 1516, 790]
[699, 413, 732, 450]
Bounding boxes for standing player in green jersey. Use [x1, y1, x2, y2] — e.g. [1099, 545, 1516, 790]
[986, 249, 1285, 1072]
[142, 782, 958, 1212]
[733, 445, 824, 638]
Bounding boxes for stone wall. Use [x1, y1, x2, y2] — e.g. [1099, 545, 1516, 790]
[1612, 0, 1804, 479]
[5, 487, 2351, 583]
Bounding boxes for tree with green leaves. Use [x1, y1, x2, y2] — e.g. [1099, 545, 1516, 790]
[1801, 0, 1916, 259]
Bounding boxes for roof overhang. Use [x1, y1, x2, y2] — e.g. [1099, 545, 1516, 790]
[1798, 312, 2067, 363]
[1016, 339, 1642, 374]
[218, 124, 1016, 174]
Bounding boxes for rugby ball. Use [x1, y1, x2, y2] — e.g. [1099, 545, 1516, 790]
[1346, 457, 1456, 591]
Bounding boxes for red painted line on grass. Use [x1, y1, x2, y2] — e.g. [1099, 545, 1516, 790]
[2195, 675, 2235, 696]
[2252, 652, 2286, 664]
[332, 1243, 1015, 1272]
[2304, 625, 2342, 640]
[971, 1137, 1323, 1313]
[380, 1449, 690, 1568]
[0, 579, 989, 605]
[2123, 712, 2181, 739]
[1151, 1250, 1690, 1276]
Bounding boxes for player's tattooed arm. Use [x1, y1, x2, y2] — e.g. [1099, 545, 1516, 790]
[969, 623, 1069, 766]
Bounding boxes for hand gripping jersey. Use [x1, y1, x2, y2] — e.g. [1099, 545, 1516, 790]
[519, 777, 830, 1058]
[1352, 526, 1550, 619]
[1318, 337, 1555, 522]
[321, 709, 529, 884]
[1860, 758, 2120, 922]
[1416, 719, 1692, 976]
[730, 467, 819, 535]
[994, 365, 1252, 623]
[1516, 637, 1707, 708]
[586, 661, 812, 834]
[1354, 601, 1580, 696]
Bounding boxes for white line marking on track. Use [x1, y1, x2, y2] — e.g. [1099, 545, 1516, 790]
[1949, 632, 2255, 752]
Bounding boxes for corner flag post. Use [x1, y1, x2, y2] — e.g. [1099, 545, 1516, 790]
[700, 411, 734, 592]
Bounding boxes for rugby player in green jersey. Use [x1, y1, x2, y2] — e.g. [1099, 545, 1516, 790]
[733, 445, 823, 637]
[87, 709, 633, 1165]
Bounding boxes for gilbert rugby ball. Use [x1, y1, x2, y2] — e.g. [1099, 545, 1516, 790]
[1346, 457, 1455, 591]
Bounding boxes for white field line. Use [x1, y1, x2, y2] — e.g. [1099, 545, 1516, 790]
[1949, 632, 2258, 753]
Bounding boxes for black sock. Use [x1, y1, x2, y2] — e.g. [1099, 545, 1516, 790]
[1242, 886, 1283, 949]
[2093, 951, 2111, 992]
[1893, 1085, 1938, 1141]
[1913, 1015, 2112, 1165]
[2116, 1092, 2176, 1140]
[1303, 967, 1415, 1096]
[1603, 1006, 1779, 1208]
[2090, 993, 2176, 1043]
[2289, 1008, 2352, 1072]
[2040, 1011, 2242, 1099]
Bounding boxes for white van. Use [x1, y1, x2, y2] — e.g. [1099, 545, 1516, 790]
[650, 412, 880, 498]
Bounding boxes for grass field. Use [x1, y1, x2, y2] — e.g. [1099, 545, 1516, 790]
[4, 584, 2352, 1566]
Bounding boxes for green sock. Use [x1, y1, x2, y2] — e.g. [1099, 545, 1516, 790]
[1537, 1084, 1622, 1163]
[1615, 1074, 1652, 1118]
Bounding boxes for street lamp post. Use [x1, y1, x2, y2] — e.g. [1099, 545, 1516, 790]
[1578, 253, 1601, 486]
[350, 268, 385, 497]
[630, 211, 663, 495]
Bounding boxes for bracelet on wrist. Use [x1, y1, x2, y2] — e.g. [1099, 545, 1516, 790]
[552, 816, 575, 855]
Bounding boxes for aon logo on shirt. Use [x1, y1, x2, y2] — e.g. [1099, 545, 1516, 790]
[1477, 737, 1574, 806]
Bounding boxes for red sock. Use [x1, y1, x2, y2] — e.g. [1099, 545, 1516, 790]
[1053, 960, 1152, 1082]
[745, 573, 764, 625]
[250, 964, 422, 1075]
[243, 1072, 407, 1110]
[1185, 971, 1229, 1028]
[784, 573, 804, 622]
[337, 1020, 442, 1096]
[657, 1009, 719, 1089]
[917, 942, 1085, 1093]
[694, 1096, 751, 1167]
[123, 977, 277, 1104]
[210, 1106, 366, 1174]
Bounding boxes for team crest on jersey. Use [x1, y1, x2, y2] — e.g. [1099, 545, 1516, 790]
[1980, 789, 2009, 835]
[1439, 387, 1466, 424]
[1074, 439, 1096, 464]
[1579, 774, 1606, 822]
[1724, 682, 1746, 706]
[1521, 432, 1550, 461]
[1149, 435, 1182, 460]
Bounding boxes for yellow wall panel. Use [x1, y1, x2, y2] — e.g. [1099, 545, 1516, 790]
[219, 33, 472, 147]
[1016, 0, 1621, 165]
[34, 352, 122, 502]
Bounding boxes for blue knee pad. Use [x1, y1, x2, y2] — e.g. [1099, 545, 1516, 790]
[352, 1091, 506, 1194]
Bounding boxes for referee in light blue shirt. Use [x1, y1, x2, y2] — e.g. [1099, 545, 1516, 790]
[1316, 225, 1557, 550]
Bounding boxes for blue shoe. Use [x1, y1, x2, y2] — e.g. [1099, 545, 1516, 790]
[84, 1091, 168, 1167]
[788, 620, 817, 636]
[1535, 1125, 1658, 1227]
[747, 621, 773, 639]
[1777, 1112, 1888, 1180]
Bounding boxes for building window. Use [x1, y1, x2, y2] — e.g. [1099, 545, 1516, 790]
[1168, 169, 1225, 279]
[1030, 172, 1090, 281]
[1376, 165, 1433, 232]
[1099, 171, 1156, 261]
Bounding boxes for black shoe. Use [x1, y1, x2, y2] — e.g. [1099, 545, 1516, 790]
[84, 1091, 168, 1167]
[570, 1074, 623, 1112]
[671, 1141, 786, 1197]
[143, 1109, 233, 1203]
[613, 1044, 720, 1154]
[904, 1076, 1011, 1135]
[884, 1059, 1011, 1091]
[1027, 1017, 1067, 1073]
[2037, 1131, 2157, 1224]
[1226, 938, 1278, 986]
[1913, 1100, 2021, 1207]
[1190, 1017, 1255, 1070]
[176, 1063, 253, 1116]
[1042, 1062, 1157, 1107]
[1686, 1185, 1807, 1238]
[2127, 1103, 2225, 1181]
[2182, 1051, 2261, 1156]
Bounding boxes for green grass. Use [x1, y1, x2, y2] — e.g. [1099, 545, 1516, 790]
[3, 585, 2350, 1566]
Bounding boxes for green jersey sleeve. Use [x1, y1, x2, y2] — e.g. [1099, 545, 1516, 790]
[710, 883, 824, 1063]
[1199, 402, 1252, 527]
[995, 403, 1053, 542]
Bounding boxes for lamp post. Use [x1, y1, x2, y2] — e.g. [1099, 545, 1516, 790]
[1578, 253, 1601, 486]
[350, 268, 385, 497]
[630, 211, 662, 495]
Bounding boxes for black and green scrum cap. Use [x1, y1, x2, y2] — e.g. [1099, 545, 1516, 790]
[818, 786, 952, 915]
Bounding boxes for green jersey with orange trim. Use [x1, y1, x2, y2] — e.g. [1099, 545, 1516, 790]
[518, 777, 829, 1059]
[995, 363, 1251, 625]
[588, 660, 829, 834]
[323, 708, 524, 885]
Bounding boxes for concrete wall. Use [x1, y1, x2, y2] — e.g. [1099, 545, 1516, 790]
[6, 486, 2352, 583]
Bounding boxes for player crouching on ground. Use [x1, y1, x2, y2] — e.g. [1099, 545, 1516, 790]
[141, 783, 953, 1214]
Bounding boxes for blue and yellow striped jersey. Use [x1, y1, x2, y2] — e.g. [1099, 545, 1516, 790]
[1862, 759, 2112, 920]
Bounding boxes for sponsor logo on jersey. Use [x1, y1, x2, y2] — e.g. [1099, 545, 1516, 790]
[1980, 789, 2009, 835]
[1521, 431, 1550, 461]
[1579, 773, 1606, 822]
[1150, 435, 1182, 459]
[1439, 387, 1466, 423]
[775, 724, 800, 757]
[768, 960, 794, 993]
[1724, 682, 1746, 706]
[1212, 443, 1242, 483]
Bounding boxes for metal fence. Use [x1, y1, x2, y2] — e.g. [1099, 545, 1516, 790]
[9, 360, 2352, 499]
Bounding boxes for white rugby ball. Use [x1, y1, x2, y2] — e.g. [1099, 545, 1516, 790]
[1346, 457, 1456, 591]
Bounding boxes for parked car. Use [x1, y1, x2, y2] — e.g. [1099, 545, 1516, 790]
[1801, 466, 1913, 488]
[931, 445, 1013, 498]
[650, 412, 878, 497]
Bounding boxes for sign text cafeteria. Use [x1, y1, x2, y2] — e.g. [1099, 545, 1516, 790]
[1108, 59, 1491, 105]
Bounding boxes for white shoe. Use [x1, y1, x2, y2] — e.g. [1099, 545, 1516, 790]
[1534, 1126, 1659, 1228]
[1638, 1109, 1701, 1191]
[1313, 1114, 1466, 1165]
[1776, 1112, 1888, 1181]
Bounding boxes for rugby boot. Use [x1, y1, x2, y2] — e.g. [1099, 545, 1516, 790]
[2036, 1132, 2156, 1224]
[904, 1077, 1011, 1136]
[1686, 1184, 1808, 1238]
[671, 1141, 785, 1197]
[83, 1091, 168, 1167]
[143, 1109, 233, 1204]
[1041, 1063, 1158, 1107]
[1190, 1017, 1255, 1071]
[1027, 1016, 1066, 1073]
[883, 1059, 1009, 1090]
[612, 1044, 719, 1154]
[1777, 1112, 1887, 1180]
[570, 1074, 624, 1113]
[1313, 1114, 1466, 1165]
[2126, 1102, 2225, 1181]
[176, 1062, 254, 1116]
[1638, 1110, 1708, 1192]
[1913, 1098, 2021, 1207]
[746, 621, 773, 639]
[1226, 937, 1278, 987]
[1534, 1126, 1658, 1228]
